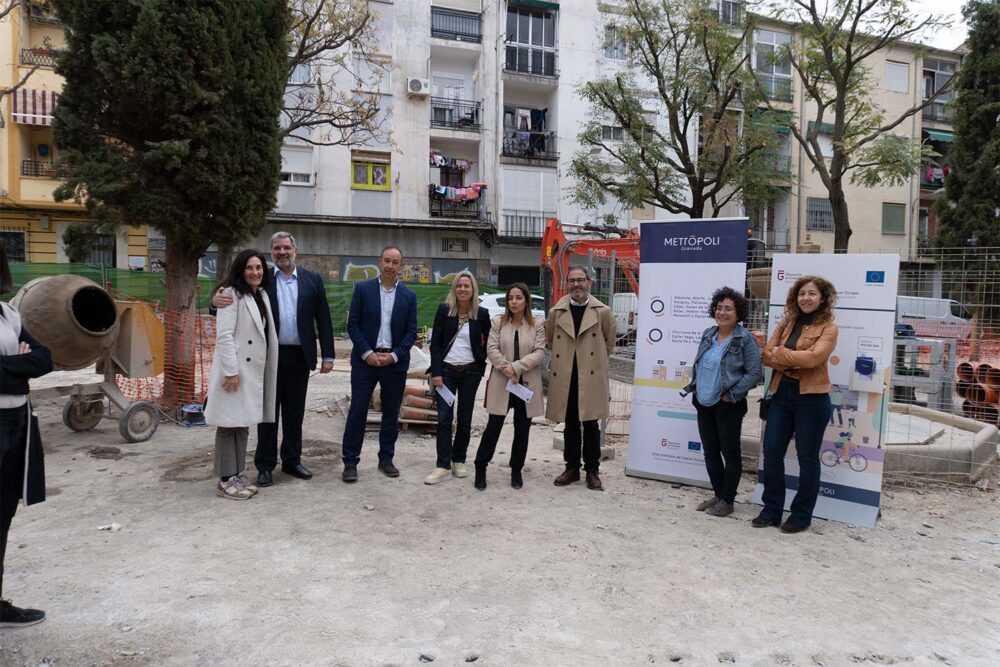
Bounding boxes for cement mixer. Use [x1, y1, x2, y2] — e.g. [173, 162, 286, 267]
[12, 274, 162, 443]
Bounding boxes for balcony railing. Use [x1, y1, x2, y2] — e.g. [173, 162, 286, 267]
[431, 7, 481, 43]
[922, 101, 954, 122]
[429, 187, 485, 219]
[20, 48, 61, 67]
[758, 152, 792, 175]
[21, 160, 56, 178]
[499, 210, 553, 240]
[504, 45, 558, 78]
[758, 74, 792, 102]
[764, 228, 790, 251]
[502, 129, 558, 161]
[430, 97, 482, 132]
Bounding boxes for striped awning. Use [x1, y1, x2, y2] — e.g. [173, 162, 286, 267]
[11, 88, 60, 126]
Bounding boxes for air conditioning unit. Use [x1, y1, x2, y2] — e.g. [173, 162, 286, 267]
[407, 78, 431, 97]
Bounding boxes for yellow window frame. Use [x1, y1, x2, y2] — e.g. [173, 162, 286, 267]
[351, 160, 391, 191]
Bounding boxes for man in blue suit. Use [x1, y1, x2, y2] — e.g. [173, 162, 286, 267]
[212, 231, 334, 486]
[341, 246, 417, 482]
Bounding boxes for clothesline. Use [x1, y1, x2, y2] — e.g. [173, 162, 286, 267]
[430, 150, 473, 171]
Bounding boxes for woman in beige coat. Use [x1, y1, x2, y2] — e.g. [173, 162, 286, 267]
[473, 283, 546, 491]
[205, 249, 279, 500]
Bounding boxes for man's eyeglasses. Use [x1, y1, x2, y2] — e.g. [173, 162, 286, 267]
[567, 278, 590, 285]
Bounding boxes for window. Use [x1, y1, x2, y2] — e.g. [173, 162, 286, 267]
[280, 147, 314, 186]
[280, 172, 312, 185]
[885, 61, 909, 93]
[604, 25, 627, 60]
[86, 234, 116, 267]
[881, 203, 906, 235]
[505, 6, 557, 76]
[806, 197, 834, 231]
[0, 230, 27, 263]
[288, 63, 311, 86]
[923, 57, 957, 120]
[440, 165, 463, 188]
[601, 125, 624, 141]
[718, 0, 742, 26]
[442, 237, 469, 253]
[755, 29, 792, 101]
[352, 152, 391, 191]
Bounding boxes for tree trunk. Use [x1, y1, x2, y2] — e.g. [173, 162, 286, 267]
[829, 179, 853, 252]
[216, 242, 234, 283]
[161, 238, 202, 413]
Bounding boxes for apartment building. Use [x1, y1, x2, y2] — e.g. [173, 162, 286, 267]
[748, 14, 964, 256]
[0, 1, 148, 267]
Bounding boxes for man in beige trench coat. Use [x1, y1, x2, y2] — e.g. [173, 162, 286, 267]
[545, 265, 616, 490]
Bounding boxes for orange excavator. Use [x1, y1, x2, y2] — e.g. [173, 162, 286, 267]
[540, 217, 640, 305]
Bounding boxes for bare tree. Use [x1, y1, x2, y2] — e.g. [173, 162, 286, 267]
[1, 1, 41, 96]
[751, 0, 954, 251]
[283, 0, 390, 146]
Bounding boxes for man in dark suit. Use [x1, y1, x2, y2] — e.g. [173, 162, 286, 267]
[341, 246, 417, 482]
[212, 231, 334, 486]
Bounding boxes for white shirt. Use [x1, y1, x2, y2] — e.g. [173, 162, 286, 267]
[362, 278, 399, 363]
[0, 303, 27, 408]
[444, 322, 475, 365]
[273, 267, 300, 346]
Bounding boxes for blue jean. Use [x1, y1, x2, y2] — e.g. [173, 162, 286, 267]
[435, 366, 483, 468]
[760, 379, 832, 527]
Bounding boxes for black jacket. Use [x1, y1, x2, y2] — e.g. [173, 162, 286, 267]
[429, 304, 491, 377]
[1, 305, 54, 506]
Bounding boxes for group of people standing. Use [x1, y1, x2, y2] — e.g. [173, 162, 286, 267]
[205, 234, 617, 499]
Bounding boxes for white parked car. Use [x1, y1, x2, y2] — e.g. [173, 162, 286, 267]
[479, 292, 547, 321]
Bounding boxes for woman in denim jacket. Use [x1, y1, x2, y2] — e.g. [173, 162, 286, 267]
[682, 287, 762, 517]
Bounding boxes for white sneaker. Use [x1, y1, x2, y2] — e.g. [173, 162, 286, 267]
[234, 473, 259, 496]
[217, 479, 252, 500]
[451, 462, 468, 478]
[424, 468, 452, 485]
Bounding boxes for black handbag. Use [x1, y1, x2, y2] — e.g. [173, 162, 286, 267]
[758, 394, 772, 421]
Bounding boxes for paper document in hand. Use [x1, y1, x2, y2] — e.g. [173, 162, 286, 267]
[505, 379, 533, 403]
[435, 384, 456, 407]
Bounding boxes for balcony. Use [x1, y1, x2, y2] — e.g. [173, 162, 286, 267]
[430, 97, 481, 132]
[920, 165, 948, 190]
[431, 7, 481, 43]
[429, 185, 487, 220]
[922, 101, 954, 123]
[757, 152, 792, 176]
[21, 160, 57, 178]
[758, 74, 792, 102]
[502, 130, 558, 161]
[20, 48, 62, 67]
[504, 45, 558, 78]
[499, 210, 553, 243]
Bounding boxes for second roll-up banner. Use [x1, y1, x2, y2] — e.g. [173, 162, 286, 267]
[625, 219, 749, 485]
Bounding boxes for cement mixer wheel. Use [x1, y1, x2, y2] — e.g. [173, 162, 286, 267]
[119, 401, 160, 443]
[63, 399, 104, 432]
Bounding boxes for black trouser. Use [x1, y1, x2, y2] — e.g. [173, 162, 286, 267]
[256, 345, 310, 472]
[563, 360, 601, 472]
[434, 365, 483, 469]
[693, 395, 748, 504]
[1, 406, 27, 599]
[474, 394, 531, 471]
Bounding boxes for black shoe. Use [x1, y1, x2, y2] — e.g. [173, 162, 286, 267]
[256, 470, 273, 487]
[0, 600, 45, 627]
[342, 464, 358, 483]
[378, 461, 400, 478]
[511, 469, 523, 489]
[751, 515, 781, 528]
[780, 520, 809, 534]
[474, 465, 487, 491]
[281, 463, 313, 480]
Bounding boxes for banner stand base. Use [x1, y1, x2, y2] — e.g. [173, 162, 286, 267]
[624, 467, 713, 489]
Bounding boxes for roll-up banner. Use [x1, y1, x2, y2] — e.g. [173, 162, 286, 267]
[625, 219, 749, 485]
[751, 254, 899, 528]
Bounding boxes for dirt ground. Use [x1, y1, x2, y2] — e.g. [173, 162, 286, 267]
[1, 354, 998, 667]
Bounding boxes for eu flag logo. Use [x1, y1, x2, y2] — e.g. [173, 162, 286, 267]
[866, 271, 885, 284]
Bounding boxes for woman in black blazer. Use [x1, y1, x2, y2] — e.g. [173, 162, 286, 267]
[425, 271, 491, 485]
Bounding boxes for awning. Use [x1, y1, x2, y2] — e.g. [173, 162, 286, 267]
[510, 0, 559, 10]
[925, 129, 954, 143]
[11, 88, 60, 126]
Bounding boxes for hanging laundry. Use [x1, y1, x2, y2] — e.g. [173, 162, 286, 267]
[516, 108, 531, 131]
[530, 108, 547, 131]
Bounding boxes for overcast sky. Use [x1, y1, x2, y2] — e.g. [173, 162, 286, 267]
[910, 0, 969, 50]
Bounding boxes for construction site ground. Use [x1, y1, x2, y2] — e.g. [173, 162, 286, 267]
[2, 343, 998, 666]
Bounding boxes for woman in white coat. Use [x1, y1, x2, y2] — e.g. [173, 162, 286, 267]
[472, 283, 546, 490]
[205, 249, 278, 500]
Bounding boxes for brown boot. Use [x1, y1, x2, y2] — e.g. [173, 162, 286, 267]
[585, 470, 604, 491]
[553, 467, 581, 486]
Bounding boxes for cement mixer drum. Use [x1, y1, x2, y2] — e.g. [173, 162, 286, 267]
[11, 274, 120, 370]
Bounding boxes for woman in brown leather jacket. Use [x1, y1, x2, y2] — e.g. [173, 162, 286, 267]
[755, 276, 838, 533]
